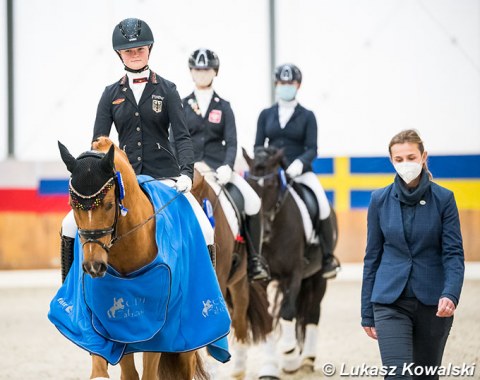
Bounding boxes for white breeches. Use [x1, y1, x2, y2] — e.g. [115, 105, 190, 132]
[61, 180, 215, 246]
[229, 172, 261, 216]
[62, 209, 77, 238]
[294, 171, 331, 220]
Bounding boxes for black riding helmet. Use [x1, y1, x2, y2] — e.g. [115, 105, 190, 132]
[274, 63, 302, 83]
[188, 48, 220, 73]
[112, 18, 154, 51]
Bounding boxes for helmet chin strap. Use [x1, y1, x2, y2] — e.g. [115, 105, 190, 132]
[124, 64, 149, 73]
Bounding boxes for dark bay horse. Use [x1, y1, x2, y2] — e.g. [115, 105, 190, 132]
[57, 137, 209, 380]
[244, 147, 333, 378]
[192, 164, 272, 377]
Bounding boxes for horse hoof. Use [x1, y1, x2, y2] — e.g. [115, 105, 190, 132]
[258, 362, 281, 379]
[301, 356, 315, 372]
[281, 346, 302, 374]
[231, 369, 246, 380]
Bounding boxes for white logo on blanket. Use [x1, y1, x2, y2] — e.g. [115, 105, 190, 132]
[106, 297, 147, 319]
[57, 297, 73, 314]
[202, 296, 228, 318]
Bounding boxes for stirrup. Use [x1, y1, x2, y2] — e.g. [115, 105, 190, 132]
[322, 256, 341, 279]
[248, 257, 270, 282]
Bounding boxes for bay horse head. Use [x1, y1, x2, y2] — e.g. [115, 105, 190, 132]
[243, 146, 288, 243]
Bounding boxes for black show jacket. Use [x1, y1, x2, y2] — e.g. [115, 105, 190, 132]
[255, 103, 318, 172]
[93, 71, 194, 179]
[182, 92, 237, 170]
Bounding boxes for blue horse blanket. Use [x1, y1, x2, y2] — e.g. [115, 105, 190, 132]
[48, 175, 231, 364]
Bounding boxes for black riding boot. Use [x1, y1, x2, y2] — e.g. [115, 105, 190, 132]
[318, 216, 341, 279]
[245, 213, 270, 282]
[60, 234, 75, 283]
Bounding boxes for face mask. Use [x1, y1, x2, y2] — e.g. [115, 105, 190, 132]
[191, 69, 216, 88]
[394, 161, 422, 184]
[276, 84, 297, 101]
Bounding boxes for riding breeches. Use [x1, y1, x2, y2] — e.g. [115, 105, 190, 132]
[228, 172, 261, 216]
[61, 181, 215, 246]
[294, 171, 331, 220]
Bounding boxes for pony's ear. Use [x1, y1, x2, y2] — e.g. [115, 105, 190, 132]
[58, 141, 77, 173]
[101, 145, 115, 173]
[100, 144, 115, 173]
[272, 148, 285, 164]
[242, 147, 254, 168]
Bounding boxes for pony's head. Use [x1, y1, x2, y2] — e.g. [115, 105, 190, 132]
[243, 147, 289, 242]
[243, 146, 286, 211]
[59, 141, 122, 277]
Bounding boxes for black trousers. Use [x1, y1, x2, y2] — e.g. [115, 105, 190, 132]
[373, 297, 453, 380]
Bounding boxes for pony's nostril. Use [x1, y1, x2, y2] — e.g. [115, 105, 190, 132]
[97, 262, 107, 275]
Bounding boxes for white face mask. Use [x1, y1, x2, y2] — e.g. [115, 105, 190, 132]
[394, 161, 422, 184]
[191, 69, 216, 88]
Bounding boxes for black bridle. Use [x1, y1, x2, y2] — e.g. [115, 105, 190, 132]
[73, 173, 123, 253]
[246, 167, 292, 228]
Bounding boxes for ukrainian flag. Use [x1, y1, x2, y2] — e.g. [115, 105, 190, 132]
[313, 155, 480, 212]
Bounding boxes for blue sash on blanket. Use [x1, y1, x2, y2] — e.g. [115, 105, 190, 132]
[48, 175, 231, 365]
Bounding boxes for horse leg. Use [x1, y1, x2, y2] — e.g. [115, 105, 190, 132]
[229, 275, 250, 341]
[141, 352, 160, 380]
[119, 354, 139, 380]
[90, 354, 109, 379]
[230, 339, 249, 379]
[257, 332, 280, 380]
[278, 276, 303, 374]
[300, 324, 318, 371]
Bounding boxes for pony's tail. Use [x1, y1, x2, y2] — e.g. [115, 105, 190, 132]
[295, 271, 327, 342]
[247, 282, 273, 343]
[193, 352, 209, 380]
[158, 351, 209, 380]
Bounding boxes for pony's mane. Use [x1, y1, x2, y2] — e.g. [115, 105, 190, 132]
[92, 136, 136, 179]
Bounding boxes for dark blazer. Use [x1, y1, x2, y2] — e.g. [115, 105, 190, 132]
[361, 181, 465, 327]
[181, 92, 237, 170]
[254, 104, 317, 171]
[93, 71, 194, 179]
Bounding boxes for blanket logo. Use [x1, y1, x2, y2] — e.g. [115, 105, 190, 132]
[57, 297, 73, 314]
[202, 296, 227, 318]
[107, 296, 146, 319]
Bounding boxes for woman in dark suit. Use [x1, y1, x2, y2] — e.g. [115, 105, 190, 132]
[361, 129, 464, 379]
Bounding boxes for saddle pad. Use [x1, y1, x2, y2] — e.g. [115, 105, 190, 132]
[288, 187, 315, 242]
[84, 263, 171, 343]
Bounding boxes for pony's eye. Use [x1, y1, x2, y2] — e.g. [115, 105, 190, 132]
[105, 202, 115, 211]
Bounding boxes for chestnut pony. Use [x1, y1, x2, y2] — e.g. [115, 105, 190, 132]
[60, 137, 208, 380]
[191, 167, 272, 349]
